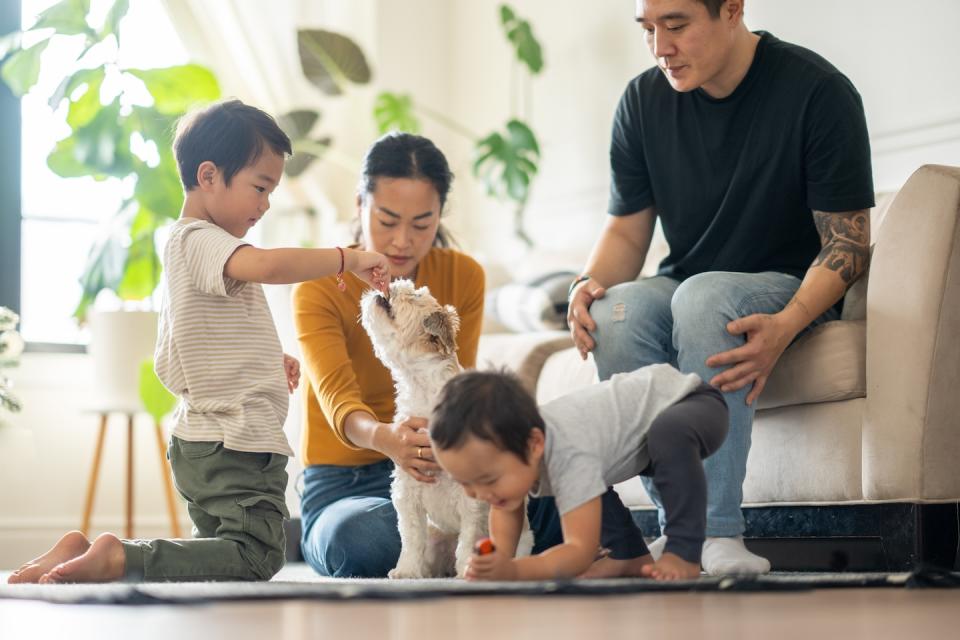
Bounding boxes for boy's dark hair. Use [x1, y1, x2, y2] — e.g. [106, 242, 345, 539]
[430, 370, 545, 463]
[174, 99, 292, 190]
[354, 131, 454, 248]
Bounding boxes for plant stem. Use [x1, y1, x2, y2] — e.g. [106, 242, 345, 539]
[415, 103, 482, 141]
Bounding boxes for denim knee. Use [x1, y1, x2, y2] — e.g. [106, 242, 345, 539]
[303, 499, 400, 578]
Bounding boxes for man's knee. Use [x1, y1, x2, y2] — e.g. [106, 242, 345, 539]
[305, 504, 399, 578]
[670, 273, 743, 327]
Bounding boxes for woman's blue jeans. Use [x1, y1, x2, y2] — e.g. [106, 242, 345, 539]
[299, 460, 566, 577]
[590, 271, 838, 537]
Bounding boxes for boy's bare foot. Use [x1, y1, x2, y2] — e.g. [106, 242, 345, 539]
[7, 530, 91, 584]
[579, 553, 655, 579]
[640, 551, 701, 581]
[38, 533, 126, 584]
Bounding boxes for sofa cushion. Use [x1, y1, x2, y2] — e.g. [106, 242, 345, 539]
[485, 271, 577, 332]
[476, 331, 574, 395]
[757, 319, 866, 410]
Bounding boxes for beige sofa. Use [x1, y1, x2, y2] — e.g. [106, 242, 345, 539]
[477, 164, 960, 570]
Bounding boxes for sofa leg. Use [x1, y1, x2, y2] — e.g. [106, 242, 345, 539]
[879, 503, 959, 571]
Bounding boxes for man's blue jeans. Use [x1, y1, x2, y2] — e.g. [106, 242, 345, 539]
[590, 271, 838, 537]
[299, 460, 566, 577]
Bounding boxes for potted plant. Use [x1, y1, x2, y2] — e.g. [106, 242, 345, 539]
[0, 307, 24, 420]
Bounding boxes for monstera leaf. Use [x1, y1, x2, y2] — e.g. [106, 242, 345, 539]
[473, 119, 540, 204]
[298, 29, 372, 96]
[277, 109, 332, 177]
[373, 92, 420, 134]
[139, 359, 176, 424]
[499, 5, 544, 75]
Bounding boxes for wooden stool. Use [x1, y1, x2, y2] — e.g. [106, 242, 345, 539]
[80, 412, 182, 539]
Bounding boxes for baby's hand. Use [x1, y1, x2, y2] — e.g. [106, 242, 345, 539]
[464, 546, 516, 581]
[350, 249, 390, 293]
[283, 354, 300, 393]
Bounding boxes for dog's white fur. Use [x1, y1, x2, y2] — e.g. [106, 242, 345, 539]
[360, 279, 533, 578]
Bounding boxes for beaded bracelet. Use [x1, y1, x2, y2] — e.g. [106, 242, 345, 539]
[567, 274, 591, 299]
[335, 246, 346, 291]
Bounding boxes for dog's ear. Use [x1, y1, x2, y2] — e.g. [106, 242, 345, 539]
[423, 305, 460, 355]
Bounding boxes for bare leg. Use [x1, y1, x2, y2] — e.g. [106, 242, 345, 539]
[640, 551, 700, 581]
[579, 552, 655, 579]
[7, 530, 91, 584]
[39, 532, 126, 583]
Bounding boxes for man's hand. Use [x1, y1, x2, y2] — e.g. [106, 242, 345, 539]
[375, 417, 441, 483]
[283, 354, 300, 393]
[567, 281, 607, 360]
[705, 312, 797, 405]
[465, 547, 518, 581]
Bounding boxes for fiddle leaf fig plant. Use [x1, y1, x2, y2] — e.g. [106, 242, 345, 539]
[0, 0, 220, 321]
[372, 4, 545, 246]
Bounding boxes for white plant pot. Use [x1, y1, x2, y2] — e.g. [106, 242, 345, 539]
[88, 310, 159, 414]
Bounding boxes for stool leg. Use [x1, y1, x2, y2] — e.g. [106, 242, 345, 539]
[126, 414, 134, 539]
[154, 422, 182, 538]
[81, 413, 108, 537]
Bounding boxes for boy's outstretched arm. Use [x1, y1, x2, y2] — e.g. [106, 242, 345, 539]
[224, 246, 388, 288]
[488, 502, 525, 558]
[467, 497, 601, 581]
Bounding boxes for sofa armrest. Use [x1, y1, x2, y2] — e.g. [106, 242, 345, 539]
[864, 164, 960, 500]
[476, 331, 574, 395]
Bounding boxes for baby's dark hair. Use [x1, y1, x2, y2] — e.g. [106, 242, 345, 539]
[430, 370, 545, 463]
[173, 99, 292, 190]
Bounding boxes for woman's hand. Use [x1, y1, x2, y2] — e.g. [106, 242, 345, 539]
[376, 417, 441, 483]
[567, 280, 606, 360]
[349, 249, 390, 293]
[283, 354, 300, 393]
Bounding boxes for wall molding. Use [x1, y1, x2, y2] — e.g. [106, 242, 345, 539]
[871, 114, 960, 156]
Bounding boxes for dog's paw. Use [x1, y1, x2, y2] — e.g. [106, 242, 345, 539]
[388, 566, 430, 580]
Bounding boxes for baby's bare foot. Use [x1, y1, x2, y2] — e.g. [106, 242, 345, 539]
[7, 530, 91, 584]
[639, 551, 701, 581]
[579, 553, 655, 579]
[39, 533, 126, 584]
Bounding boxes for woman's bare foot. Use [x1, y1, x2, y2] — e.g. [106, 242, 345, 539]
[7, 530, 91, 584]
[579, 553, 655, 579]
[39, 533, 126, 584]
[640, 551, 701, 581]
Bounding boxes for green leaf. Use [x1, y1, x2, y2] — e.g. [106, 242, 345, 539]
[47, 135, 92, 177]
[65, 71, 104, 129]
[373, 92, 420, 134]
[32, 0, 94, 37]
[117, 230, 161, 300]
[72, 210, 131, 320]
[285, 137, 331, 178]
[133, 157, 183, 218]
[139, 359, 176, 423]
[278, 109, 319, 139]
[298, 29, 371, 96]
[68, 100, 135, 178]
[48, 67, 102, 109]
[499, 4, 544, 74]
[126, 64, 220, 114]
[0, 39, 50, 97]
[473, 118, 540, 204]
[99, 0, 129, 43]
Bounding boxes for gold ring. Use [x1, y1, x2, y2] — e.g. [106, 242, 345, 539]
[417, 447, 423, 459]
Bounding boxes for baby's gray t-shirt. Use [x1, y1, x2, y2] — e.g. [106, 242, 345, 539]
[530, 363, 703, 515]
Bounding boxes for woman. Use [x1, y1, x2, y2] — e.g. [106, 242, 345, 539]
[293, 133, 562, 577]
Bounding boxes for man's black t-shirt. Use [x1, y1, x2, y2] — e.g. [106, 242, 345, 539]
[608, 31, 875, 281]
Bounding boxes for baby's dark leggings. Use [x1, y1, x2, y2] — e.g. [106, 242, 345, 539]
[600, 382, 729, 564]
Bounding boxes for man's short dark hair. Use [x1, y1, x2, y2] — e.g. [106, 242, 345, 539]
[430, 370, 545, 463]
[173, 99, 292, 190]
[697, 0, 726, 18]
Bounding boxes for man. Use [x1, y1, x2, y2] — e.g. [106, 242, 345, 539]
[568, 0, 873, 575]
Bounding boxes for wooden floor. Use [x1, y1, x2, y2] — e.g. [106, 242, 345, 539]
[1, 588, 958, 640]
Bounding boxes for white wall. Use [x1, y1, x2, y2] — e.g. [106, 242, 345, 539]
[4, 0, 959, 569]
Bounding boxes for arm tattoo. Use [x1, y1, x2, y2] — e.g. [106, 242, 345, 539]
[811, 209, 870, 285]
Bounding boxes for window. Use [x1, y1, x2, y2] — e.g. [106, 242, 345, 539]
[10, 0, 188, 348]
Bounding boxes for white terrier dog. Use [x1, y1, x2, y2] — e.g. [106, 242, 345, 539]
[360, 279, 533, 578]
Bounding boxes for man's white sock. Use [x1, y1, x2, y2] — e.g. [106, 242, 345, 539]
[701, 536, 771, 576]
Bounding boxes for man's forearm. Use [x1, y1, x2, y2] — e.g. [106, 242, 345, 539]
[778, 209, 870, 334]
[580, 209, 656, 287]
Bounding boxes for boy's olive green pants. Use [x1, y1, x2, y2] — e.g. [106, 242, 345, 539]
[121, 436, 289, 582]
